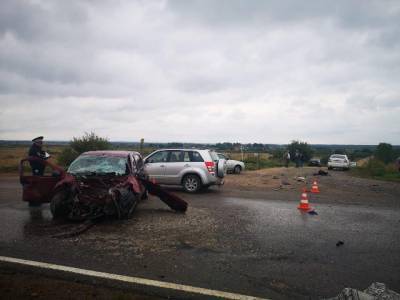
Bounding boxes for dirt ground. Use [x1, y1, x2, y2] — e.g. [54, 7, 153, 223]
[222, 167, 400, 207]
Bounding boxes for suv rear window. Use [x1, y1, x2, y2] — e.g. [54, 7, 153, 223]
[188, 151, 204, 162]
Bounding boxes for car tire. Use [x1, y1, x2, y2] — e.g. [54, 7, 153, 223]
[217, 159, 226, 178]
[182, 174, 202, 193]
[50, 190, 71, 219]
[141, 189, 149, 200]
[118, 190, 138, 219]
[328, 166, 333, 170]
[233, 165, 242, 174]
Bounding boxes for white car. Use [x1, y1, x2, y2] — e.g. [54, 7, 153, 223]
[327, 154, 350, 170]
[217, 153, 245, 174]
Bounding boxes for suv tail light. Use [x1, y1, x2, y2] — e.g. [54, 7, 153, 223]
[205, 161, 215, 173]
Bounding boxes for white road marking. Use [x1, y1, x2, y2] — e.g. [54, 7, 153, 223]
[0, 255, 269, 300]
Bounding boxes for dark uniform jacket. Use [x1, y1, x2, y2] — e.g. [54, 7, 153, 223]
[28, 144, 46, 176]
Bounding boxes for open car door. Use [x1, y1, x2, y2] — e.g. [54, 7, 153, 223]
[19, 157, 65, 204]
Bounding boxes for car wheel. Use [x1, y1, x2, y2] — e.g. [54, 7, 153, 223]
[50, 190, 71, 219]
[328, 166, 333, 170]
[141, 189, 149, 200]
[182, 174, 201, 193]
[233, 165, 242, 174]
[126, 194, 139, 219]
[118, 190, 138, 219]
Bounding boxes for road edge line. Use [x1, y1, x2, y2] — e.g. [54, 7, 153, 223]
[0, 255, 268, 300]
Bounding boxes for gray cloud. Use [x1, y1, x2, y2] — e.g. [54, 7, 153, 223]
[0, 0, 399, 144]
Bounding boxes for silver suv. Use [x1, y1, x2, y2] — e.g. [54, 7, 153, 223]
[144, 149, 226, 193]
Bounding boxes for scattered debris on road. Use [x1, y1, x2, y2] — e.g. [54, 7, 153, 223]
[295, 176, 306, 182]
[313, 169, 329, 176]
[336, 241, 344, 247]
[326, 282, 400, 300]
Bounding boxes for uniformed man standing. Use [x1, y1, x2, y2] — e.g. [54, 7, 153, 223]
[28, 136, 46, 176]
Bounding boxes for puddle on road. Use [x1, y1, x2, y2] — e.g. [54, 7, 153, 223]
[0, 204, 54, 242]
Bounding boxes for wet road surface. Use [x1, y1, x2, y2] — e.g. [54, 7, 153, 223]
[0, 176, 399, 299]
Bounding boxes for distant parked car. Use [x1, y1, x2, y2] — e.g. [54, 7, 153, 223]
[308, 158, 321, 167]
[217, 153, 245, 174]
[144, 149, 226, 193]
[327, 154, 350, 170]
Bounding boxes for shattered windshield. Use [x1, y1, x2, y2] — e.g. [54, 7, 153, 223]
[67, 155, 129, 176]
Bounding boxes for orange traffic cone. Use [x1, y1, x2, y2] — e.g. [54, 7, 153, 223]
[311, 180, 320, 193]
[298, 188, 312, 211]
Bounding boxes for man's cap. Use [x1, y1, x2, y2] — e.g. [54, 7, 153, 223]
[32, 136, 44, 142]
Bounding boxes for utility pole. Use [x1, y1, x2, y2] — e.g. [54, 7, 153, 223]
[139, 138, 144, 152]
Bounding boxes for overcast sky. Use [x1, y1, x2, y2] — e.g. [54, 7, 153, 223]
[0, 0, 399, 144]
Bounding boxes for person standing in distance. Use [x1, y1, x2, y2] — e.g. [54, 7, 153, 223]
[283, 151, 290, 168]
[28, 136, 46, 176]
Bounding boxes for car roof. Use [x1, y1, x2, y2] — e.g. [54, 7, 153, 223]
[82, 150, 140, 157]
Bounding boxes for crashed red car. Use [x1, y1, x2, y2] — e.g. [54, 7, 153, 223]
[20, 151, 187, 221]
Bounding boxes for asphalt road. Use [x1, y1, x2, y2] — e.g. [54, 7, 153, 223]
[0, 176, 399, 299]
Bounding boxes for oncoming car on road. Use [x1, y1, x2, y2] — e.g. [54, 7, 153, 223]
[144, 149, 226, 193]
[327, 154, 350, 170]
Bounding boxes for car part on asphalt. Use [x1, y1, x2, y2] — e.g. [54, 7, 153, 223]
[313, 170, 329, 176]
[336, 240, 344, 247]
[326, 282, 400, 300]
[295, 176, 306, 182]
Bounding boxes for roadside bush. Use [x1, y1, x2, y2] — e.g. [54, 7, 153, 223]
[243, 156, 281, 170]
[57, 132, 111, 167]
[374, 143, 394, 164]
[70, 132, 111, 154]
[271, 148, 285, 161]
[287, 140, 313, 162]
[366, 159, 386, 177]
[351, 158, 400, 182]
[57, 147, 79, 167]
